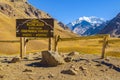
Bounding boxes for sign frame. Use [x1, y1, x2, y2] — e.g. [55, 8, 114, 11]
[16, 18, 54, 38]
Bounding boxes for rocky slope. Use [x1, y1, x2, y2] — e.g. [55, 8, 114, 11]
[0, 0, 78, 54]
[99, 13, 120, 37]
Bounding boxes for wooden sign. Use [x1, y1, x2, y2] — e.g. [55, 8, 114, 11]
[16, 18, 54, 37]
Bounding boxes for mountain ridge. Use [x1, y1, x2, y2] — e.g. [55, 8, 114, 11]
[67, 16, 106, 36]
[99, 13, 120, 37]
[0, 0, 78, 54]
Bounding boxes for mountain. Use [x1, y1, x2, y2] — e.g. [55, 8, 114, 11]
[67, 16, 106, 36]
[0, 0, 78, 54]
[99, 13, 120, 37]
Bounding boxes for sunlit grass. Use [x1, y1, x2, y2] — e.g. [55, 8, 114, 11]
[58, 36, 120, 57]
[58, 47, 101, 54]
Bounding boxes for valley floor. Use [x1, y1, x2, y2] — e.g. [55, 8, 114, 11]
[0, 53, 120, 80]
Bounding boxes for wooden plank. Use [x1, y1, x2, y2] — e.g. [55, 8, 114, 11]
[54, 35, 60, 51]
[59, 34, 109, 41]
[48, 37, 52, 51]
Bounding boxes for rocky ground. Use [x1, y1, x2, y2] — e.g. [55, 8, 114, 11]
[0, 51, 120, 80]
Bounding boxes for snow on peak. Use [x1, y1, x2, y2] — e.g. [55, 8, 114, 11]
[66, 16, 107, 36]
[69, 16, 105, 26]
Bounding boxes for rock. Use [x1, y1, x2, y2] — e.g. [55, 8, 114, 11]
[68, 52, 79, 56]
[61, 69, 78, 75]
[105, 58, 110, 62]
[109, 64, 114, 69]
[40, 51, 65, 67]
[64, 56, 72, 62]
[70, 65, 75, 68]
[79, 66, 88, 76]
[23, 69, 32, 72]
[48, 73, 54, 78]
[39, 76, 45, 79]
[79, 66, 87, 71]
[96, 63, 102, 67]
[10, 57, 21, 63]
[70, 65, 79, 72]
[100, 69, 107, 72]
[74, 68, 79, 71]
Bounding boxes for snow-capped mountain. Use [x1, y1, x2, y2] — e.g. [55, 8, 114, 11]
[67, 16, 107, 36]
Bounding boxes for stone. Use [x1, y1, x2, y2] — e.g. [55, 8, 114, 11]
[39, 76, 45, 79]
[74, 68, 79, 71]
[96, 63, 102, 67]
[40, 51, 65, 67]
[105, 58, 110, 62]
[70, 65, 75, 68]
[10, 57, 21, 63]
[23, 69, 32, 72]
[48, 73, 54, 78]
[64, 56, 72, 62]
[61, 69, 78, 75]
[68, 52, 79, 56]
[79, 66, 87, 71]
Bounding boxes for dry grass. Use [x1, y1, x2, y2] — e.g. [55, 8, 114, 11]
[58, 36, 120, 57]
[0, 1, 78, 55]
[0, 1, 120, 58]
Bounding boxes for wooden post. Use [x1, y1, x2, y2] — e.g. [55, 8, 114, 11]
[54, 35, 60, 51]
[54, 35, 57, 51]
[101, 36, 109, 59]
[24, 37, 27, 57]
[48, 37, 52, 51]
[20, 37, 23, 59]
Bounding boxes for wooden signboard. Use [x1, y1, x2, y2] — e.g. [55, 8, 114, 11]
[16, 18, 54, 37]
[16, 18, 54, 58]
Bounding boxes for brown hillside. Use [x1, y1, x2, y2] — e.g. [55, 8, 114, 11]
[0, 0, 78, 55]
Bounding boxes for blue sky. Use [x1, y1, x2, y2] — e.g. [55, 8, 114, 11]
[28, 0, 120, 24]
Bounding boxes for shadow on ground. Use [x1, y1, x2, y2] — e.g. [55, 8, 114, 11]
[26, 62, 53, 68]
[92, 58, 120, 72]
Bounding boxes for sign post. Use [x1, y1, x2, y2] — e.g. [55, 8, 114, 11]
[16, 18, 54, 58]
[20, 37, 23, 58]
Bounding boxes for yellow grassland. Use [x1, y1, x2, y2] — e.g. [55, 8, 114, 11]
[0, 1, 120, 58]
[58, 36, 120, 57]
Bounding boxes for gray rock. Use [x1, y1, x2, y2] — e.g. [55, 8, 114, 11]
[23, 69, 32, 72]
[64, 56, 72, 62]
[79, 66, 87, 70]
[40, 51, 65, 67]
[10, 57, 21, 63]
[48, 73, 54, 78]
[68, 52, 79, 56]
[61, 69, 78, 75]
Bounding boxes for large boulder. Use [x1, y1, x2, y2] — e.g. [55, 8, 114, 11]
[40, 51, 65, 67]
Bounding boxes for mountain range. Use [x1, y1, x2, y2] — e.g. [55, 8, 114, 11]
[67, 14, 120, 37]
[99, 13, 120, 37]
[67, 16, 107, 36]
